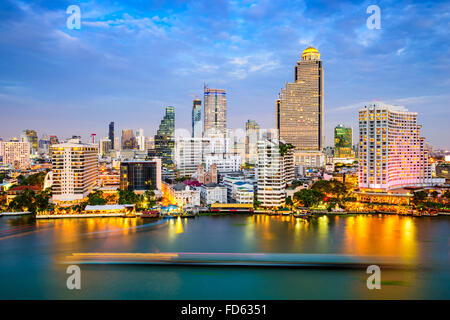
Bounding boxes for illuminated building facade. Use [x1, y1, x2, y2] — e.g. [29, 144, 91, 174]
[192, 99, 202, 138]
[120, 160, 162, 191]
[276, 47, 324, 164]
[21, 129, 38, 154]
[203, 86, 226, 137]
[51, 140, 98, 202]
[0, 141, 31, 169]
[155, 106, 175, 167]
[358, 103, 433, 191]
[257, 139, 295, 207]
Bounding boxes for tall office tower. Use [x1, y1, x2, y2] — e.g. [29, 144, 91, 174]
[145, 137, 155, 151]
[155, 106, 175, 167]
[245, 120, 260, 164]
[203, 86, 227, 137]
[108, 122, 115, 150]
[334, 125, 355, 159]
[51, 139, 98, 202]
[49, 135, 59, 145]
[276, 47, 324, 165]
[136, 128, 146, 151]
[99, 137, 112, 156]
[192, 99, 202, 138]
[175, 137, 210, 177]
[0, 141, 31, 169]
[121, 129, 136, 150]
[120, 159, 162, 191]
[358, 103, 433, 191]
[257, 139, 295, 208]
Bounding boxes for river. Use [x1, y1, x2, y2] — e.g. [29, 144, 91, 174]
[0, 214, 448, 299]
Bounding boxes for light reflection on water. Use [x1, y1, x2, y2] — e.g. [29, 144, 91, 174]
[0, 214, 448, 299]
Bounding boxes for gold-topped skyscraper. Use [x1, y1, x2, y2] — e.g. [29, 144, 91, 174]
[276, 47, 324, 166]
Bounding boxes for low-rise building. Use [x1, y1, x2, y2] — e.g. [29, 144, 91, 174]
[200, 183, 227, 205]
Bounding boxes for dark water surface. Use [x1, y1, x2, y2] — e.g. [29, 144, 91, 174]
[0, 214, 448, 299]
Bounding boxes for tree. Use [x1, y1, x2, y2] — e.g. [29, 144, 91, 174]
[285, 197, 293, 207]
[412, 191, 428, 205]
[87, 190, 107, 206]
[118, 189, 141, 205]
[143, 190, 156, 208]
[294, 189, 324, 208]
[8, 188, 36, 213]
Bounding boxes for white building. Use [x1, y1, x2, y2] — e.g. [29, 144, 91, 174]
[205, 153, 241, 173]
[136, 128, 146, 151]
[0, 141, 31, 169]
[169, 183, 201, 207]
[257, 139, 294, 208]
[359, 103, 435, 191]
[51, 139, 98, 203]
[231, 181, 254, 204]
[175, 137, 210, 177]
[200, 183, 227, 205]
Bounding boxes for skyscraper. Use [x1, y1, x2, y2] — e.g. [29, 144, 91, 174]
[155, 106, 175, 167]
[276, 47, 324, 164]
[358, 103, 432, 191]
[51, 139, 98, 203]
[192, 99, 202, 138]
[21, 129, 38, 154]
[334, 125, 354, 159]
[108, 122, 115, 150]
[245, 120, 260, 165]
[136, 128, 146, 151]
[121, 129, 136, 150]
[203, 86, 226, 137]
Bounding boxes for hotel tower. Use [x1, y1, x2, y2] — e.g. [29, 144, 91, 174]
[276, 47, 324, 166]
[51, 139, 98, 203]
[358, 103, 433, 191]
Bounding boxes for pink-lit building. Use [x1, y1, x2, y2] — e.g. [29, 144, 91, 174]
[358, 103, 433, 191]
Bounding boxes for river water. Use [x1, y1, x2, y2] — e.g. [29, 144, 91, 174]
[0, 214, 448, 299]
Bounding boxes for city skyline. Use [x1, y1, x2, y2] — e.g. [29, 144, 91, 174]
[0, 0, 449, 149]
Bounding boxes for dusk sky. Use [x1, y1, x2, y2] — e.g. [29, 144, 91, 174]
[0, 0, 449, 148]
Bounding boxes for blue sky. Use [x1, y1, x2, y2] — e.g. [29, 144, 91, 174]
[0, 0, 449, 148]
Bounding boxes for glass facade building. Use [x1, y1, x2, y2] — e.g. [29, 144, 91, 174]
[192, 99, 202, 138]
[120, 160, 161, 191]
[334, 125, 354, 158]
[203, 86, 226, 137]
[155, 106, 175, 167]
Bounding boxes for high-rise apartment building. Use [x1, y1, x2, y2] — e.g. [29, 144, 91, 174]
[155, 106, 175, 167]
[49, 135, 59, 145]
[276, 47, 324, 164]
[0, 141, 31, 169]
[192, 99, 202, 138]
[203, 86, 226, 137]
[334, 125, 354, 159]
[245, 120, 260, 165]
[108, 122, 115, 150]
[120, 159, 162, 191]
[358, 103, 433, 191]
[257, 139, 294, 208]
[51, 140, 98, 202]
